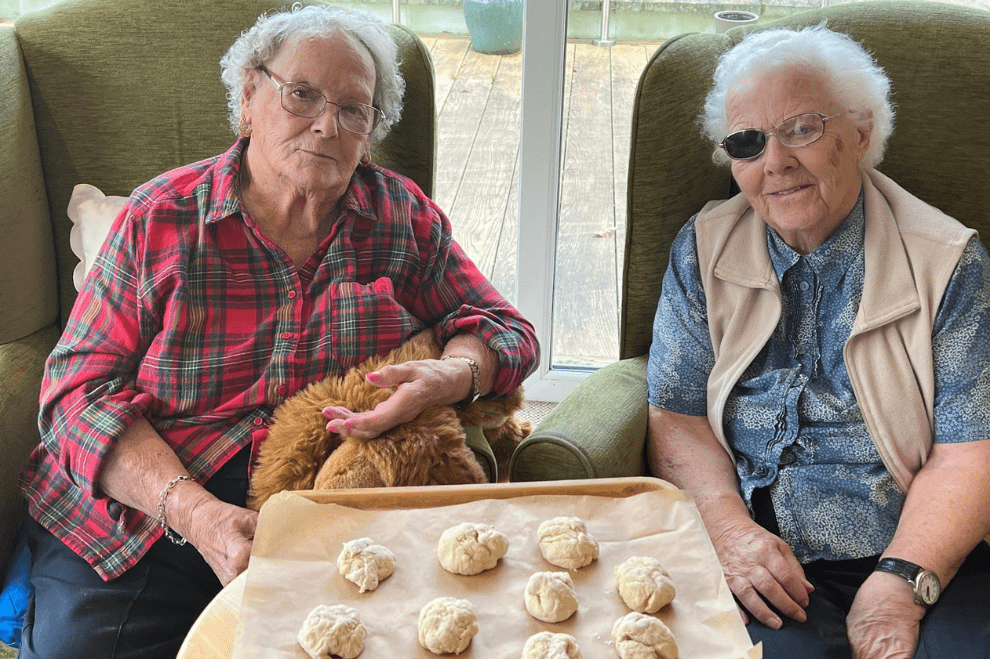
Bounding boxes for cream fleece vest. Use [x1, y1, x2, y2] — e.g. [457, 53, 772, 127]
[694, 168, 974, 494]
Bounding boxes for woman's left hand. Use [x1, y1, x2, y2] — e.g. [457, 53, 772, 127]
[846, 571, 924, 658]
[322, 357, 474, 439]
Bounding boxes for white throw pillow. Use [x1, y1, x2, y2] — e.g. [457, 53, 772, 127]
[67, 184, 127, 291]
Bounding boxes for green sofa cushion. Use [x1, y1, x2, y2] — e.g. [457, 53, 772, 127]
[0, 25, 56, 346]
[510, 356, 648, 482]
[0, 324, 60, 569]
[464, 425, 496, 483]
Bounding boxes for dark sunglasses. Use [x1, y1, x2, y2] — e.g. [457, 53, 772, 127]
[719, 112, 841, 160]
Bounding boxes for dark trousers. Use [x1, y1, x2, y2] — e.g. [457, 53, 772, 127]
[748, 490, 990, 658]
[19, 446, 250, 659]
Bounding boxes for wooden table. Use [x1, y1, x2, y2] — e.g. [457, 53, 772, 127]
[176, 571, 246, 659]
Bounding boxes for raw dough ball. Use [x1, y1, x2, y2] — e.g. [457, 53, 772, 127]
[521, 631, 582, 658]
[418, 596, 479, 655]
[524, 571, 579, 623]
[437, 522, 509, 575]
[537, 517, 599, 570]
[297, 604, 366, 659]
[611, 612, 677, 659]
[614, 556, 676, 613]
[337, 537, 396, 593]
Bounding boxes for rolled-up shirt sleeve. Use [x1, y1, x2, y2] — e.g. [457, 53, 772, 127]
[38, 202, 156, 498]
[647, 216, 714, 415]
[406, 197, 539, 395]
[931, 236, 990, 444]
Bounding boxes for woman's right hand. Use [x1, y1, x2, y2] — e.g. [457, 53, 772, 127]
[708, 512, 814, 629]
[171, 483, 258, 587]
[647, 407, 814, 629]
[96, 418, 257, 586]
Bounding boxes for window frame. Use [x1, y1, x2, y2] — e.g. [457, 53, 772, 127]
[516, 0, 587, 402]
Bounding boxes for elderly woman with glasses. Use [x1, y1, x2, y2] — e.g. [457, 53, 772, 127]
[646, 25, 990, 659]
[17, 6, 537, 659]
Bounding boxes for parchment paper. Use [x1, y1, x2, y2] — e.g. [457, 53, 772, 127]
[233, 488, 761, 658]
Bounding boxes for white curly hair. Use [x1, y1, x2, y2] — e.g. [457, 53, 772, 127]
[701, 24, 894, 168]
[219, 3, 405, 143]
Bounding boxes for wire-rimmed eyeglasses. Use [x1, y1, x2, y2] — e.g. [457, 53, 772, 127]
[258, 65, 385, 135]
[719, 112, 842, 160]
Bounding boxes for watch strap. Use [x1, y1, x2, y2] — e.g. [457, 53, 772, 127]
[875, 557, 921, 582]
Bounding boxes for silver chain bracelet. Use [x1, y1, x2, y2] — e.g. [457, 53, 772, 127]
[157, 474, 192, 545]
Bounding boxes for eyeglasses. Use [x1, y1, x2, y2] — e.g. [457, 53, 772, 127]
[258, 65, 385, 135]
[719, 112, 842, 160]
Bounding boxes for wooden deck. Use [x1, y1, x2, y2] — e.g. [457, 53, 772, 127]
[420, 36, 660, 367]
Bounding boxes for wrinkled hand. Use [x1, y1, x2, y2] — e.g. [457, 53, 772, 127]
[847, 572, 923, 659]
[175, 487, 258, 586]
[709, 515, 814, 629]
[322, 358, 471, 439]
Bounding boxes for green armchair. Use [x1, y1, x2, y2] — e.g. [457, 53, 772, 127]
[510, 1, 990, 482]
[0, 0, 438, 577]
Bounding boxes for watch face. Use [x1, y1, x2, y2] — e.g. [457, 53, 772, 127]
[917, 571, 941, 605]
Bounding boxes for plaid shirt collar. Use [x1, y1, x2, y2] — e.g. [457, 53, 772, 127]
[207, 137, 380, 227]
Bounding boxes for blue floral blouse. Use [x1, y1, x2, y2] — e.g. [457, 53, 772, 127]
[647, 193, 990, 563]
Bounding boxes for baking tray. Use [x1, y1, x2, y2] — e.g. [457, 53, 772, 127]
[180, 478, 760, 659]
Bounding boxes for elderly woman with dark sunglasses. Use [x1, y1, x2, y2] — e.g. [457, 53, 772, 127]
[17, 6, 537, 659]
[646, 25, 990, 659]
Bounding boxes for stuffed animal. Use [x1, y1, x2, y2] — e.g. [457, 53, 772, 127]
[248, 329, 531, 509]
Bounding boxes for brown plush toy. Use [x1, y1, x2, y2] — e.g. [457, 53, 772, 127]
[248, 329, 531, 510]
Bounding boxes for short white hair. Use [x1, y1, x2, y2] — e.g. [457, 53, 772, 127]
[701, 24, 894, 167]
[219, 3, 405, 144]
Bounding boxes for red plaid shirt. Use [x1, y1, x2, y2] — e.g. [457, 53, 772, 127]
[20, 139, 538, 580]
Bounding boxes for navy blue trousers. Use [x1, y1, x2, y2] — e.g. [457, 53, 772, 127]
[19, 446, 250, 659]
[746, 543, 990, 658]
